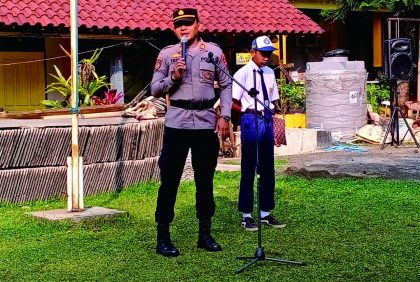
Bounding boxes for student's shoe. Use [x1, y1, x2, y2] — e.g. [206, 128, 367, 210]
[261, 215, 286, 228]
[241, 217, 258, 231]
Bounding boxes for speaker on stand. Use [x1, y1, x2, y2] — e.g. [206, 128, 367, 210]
[381, 38, 419, 149]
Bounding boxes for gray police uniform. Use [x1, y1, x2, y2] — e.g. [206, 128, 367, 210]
[152, 39, 232, 224]
[151, 39, 232, 128]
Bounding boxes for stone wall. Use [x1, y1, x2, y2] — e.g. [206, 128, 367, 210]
[0, 119, 164, 203]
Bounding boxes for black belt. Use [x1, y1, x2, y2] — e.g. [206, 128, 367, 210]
[244, 108, 263, 116]
[170, 99, 215, 110]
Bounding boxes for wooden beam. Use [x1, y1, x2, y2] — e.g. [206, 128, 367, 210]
[0, 31, 133, 40]
[0, 104, 124, 119]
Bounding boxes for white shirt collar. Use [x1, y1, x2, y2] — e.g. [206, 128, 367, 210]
[248, 60, 269, 75]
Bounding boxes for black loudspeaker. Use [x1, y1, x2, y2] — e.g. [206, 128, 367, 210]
[383, 38, 413, 80]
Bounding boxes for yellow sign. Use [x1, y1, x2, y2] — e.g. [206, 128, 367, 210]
[236, 53, 252, 65]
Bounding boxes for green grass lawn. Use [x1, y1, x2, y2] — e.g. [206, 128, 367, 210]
[0, 172, 419, 281]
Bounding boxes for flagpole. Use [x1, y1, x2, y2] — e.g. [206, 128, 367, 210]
[68, 0, 84, 212]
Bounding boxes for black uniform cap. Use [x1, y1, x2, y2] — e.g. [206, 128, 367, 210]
[173, 8, 199, 27]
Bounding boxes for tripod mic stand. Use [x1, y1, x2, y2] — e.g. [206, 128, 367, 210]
[205, 52, 305, 274]
[380, 80, 420, 149]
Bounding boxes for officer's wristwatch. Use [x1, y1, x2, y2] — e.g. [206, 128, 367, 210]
[220, 115, 231, 122]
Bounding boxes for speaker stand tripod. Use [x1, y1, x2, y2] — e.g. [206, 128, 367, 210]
[381, 80, 420, 149]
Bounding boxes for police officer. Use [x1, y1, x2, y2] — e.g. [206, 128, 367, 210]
[151, 8, 232, 257]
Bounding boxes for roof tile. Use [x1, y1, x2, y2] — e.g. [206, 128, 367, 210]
[0, 0, 324, 34]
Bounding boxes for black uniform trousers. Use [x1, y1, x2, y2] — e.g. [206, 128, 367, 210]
[155, 126, 220, 224]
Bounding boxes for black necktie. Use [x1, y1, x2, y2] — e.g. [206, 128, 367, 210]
[258, 69, 271, 118]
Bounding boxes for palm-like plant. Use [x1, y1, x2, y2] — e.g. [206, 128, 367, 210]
[41, 47, 110, 108]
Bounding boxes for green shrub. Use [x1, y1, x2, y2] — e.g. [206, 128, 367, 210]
[366, 80, 390, 113]
[277, 78, 305, 114]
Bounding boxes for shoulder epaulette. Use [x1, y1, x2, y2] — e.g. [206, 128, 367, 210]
[207, 42, 221, 48]
[161, 44, 175, 51]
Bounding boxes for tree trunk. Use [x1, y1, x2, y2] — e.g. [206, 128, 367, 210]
[397, 80, 410, 117]
[417, 28, 420, 102]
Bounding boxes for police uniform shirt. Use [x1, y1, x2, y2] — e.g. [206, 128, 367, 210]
[232, 60, 279, 112]
[151, 39, 232, 129]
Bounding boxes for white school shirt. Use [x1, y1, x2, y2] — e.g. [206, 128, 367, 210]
[232, 60, 279, 112]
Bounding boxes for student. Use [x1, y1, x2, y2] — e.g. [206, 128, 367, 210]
[232, 36, 286, 231]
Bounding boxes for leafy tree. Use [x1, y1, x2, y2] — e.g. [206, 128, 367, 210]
[321, 0, 420, 21]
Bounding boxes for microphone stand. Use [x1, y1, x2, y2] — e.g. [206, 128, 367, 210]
[206, 53, 271, 114]
[206, 53, 305, 274]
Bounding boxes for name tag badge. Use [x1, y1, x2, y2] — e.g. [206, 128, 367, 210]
[171, 54, 181, 64]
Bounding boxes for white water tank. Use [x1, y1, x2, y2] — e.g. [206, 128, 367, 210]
[305, 50, 367, 141]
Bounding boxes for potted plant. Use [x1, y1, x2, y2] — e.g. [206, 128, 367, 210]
[41, 47, 110, 109]
[276, 78, 306, 128]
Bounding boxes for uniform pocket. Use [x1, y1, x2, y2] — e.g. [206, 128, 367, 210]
[241, 114, 256, 131]
[199, 62, 215, 84]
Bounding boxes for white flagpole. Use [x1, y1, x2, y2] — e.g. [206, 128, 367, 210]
[68, 0, 84, 211]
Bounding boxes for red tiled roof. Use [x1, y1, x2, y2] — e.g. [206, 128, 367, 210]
[0, 0, 324, 34]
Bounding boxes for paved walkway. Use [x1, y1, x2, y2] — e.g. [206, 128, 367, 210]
[282, 144, 420, 181]
[218, 144, 420, 181]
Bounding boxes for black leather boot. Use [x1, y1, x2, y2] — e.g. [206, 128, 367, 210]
[197, 219, 222, 252]
[156, 223, 180, 257]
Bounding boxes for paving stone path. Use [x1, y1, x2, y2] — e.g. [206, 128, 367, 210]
[282, 144, 420, 181]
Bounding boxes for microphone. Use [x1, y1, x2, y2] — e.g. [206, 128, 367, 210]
[181, 36, 187, 62]
[206, 52, 214, 63]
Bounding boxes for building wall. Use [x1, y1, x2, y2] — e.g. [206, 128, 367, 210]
[0, 30, 326, 111]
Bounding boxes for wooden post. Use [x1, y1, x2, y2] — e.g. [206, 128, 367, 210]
[372, 14, 383, 68]
[418, 28, 420, 102]
[282, 35, 287, 64]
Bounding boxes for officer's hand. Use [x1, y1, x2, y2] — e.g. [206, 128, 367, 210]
[171, 58, 186, 81]
[216, 118, 230, 139]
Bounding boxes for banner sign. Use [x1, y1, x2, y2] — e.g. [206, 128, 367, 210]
[236, 53, 252, 65]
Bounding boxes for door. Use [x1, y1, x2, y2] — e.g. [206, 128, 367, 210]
[0, 52, 45, 112]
